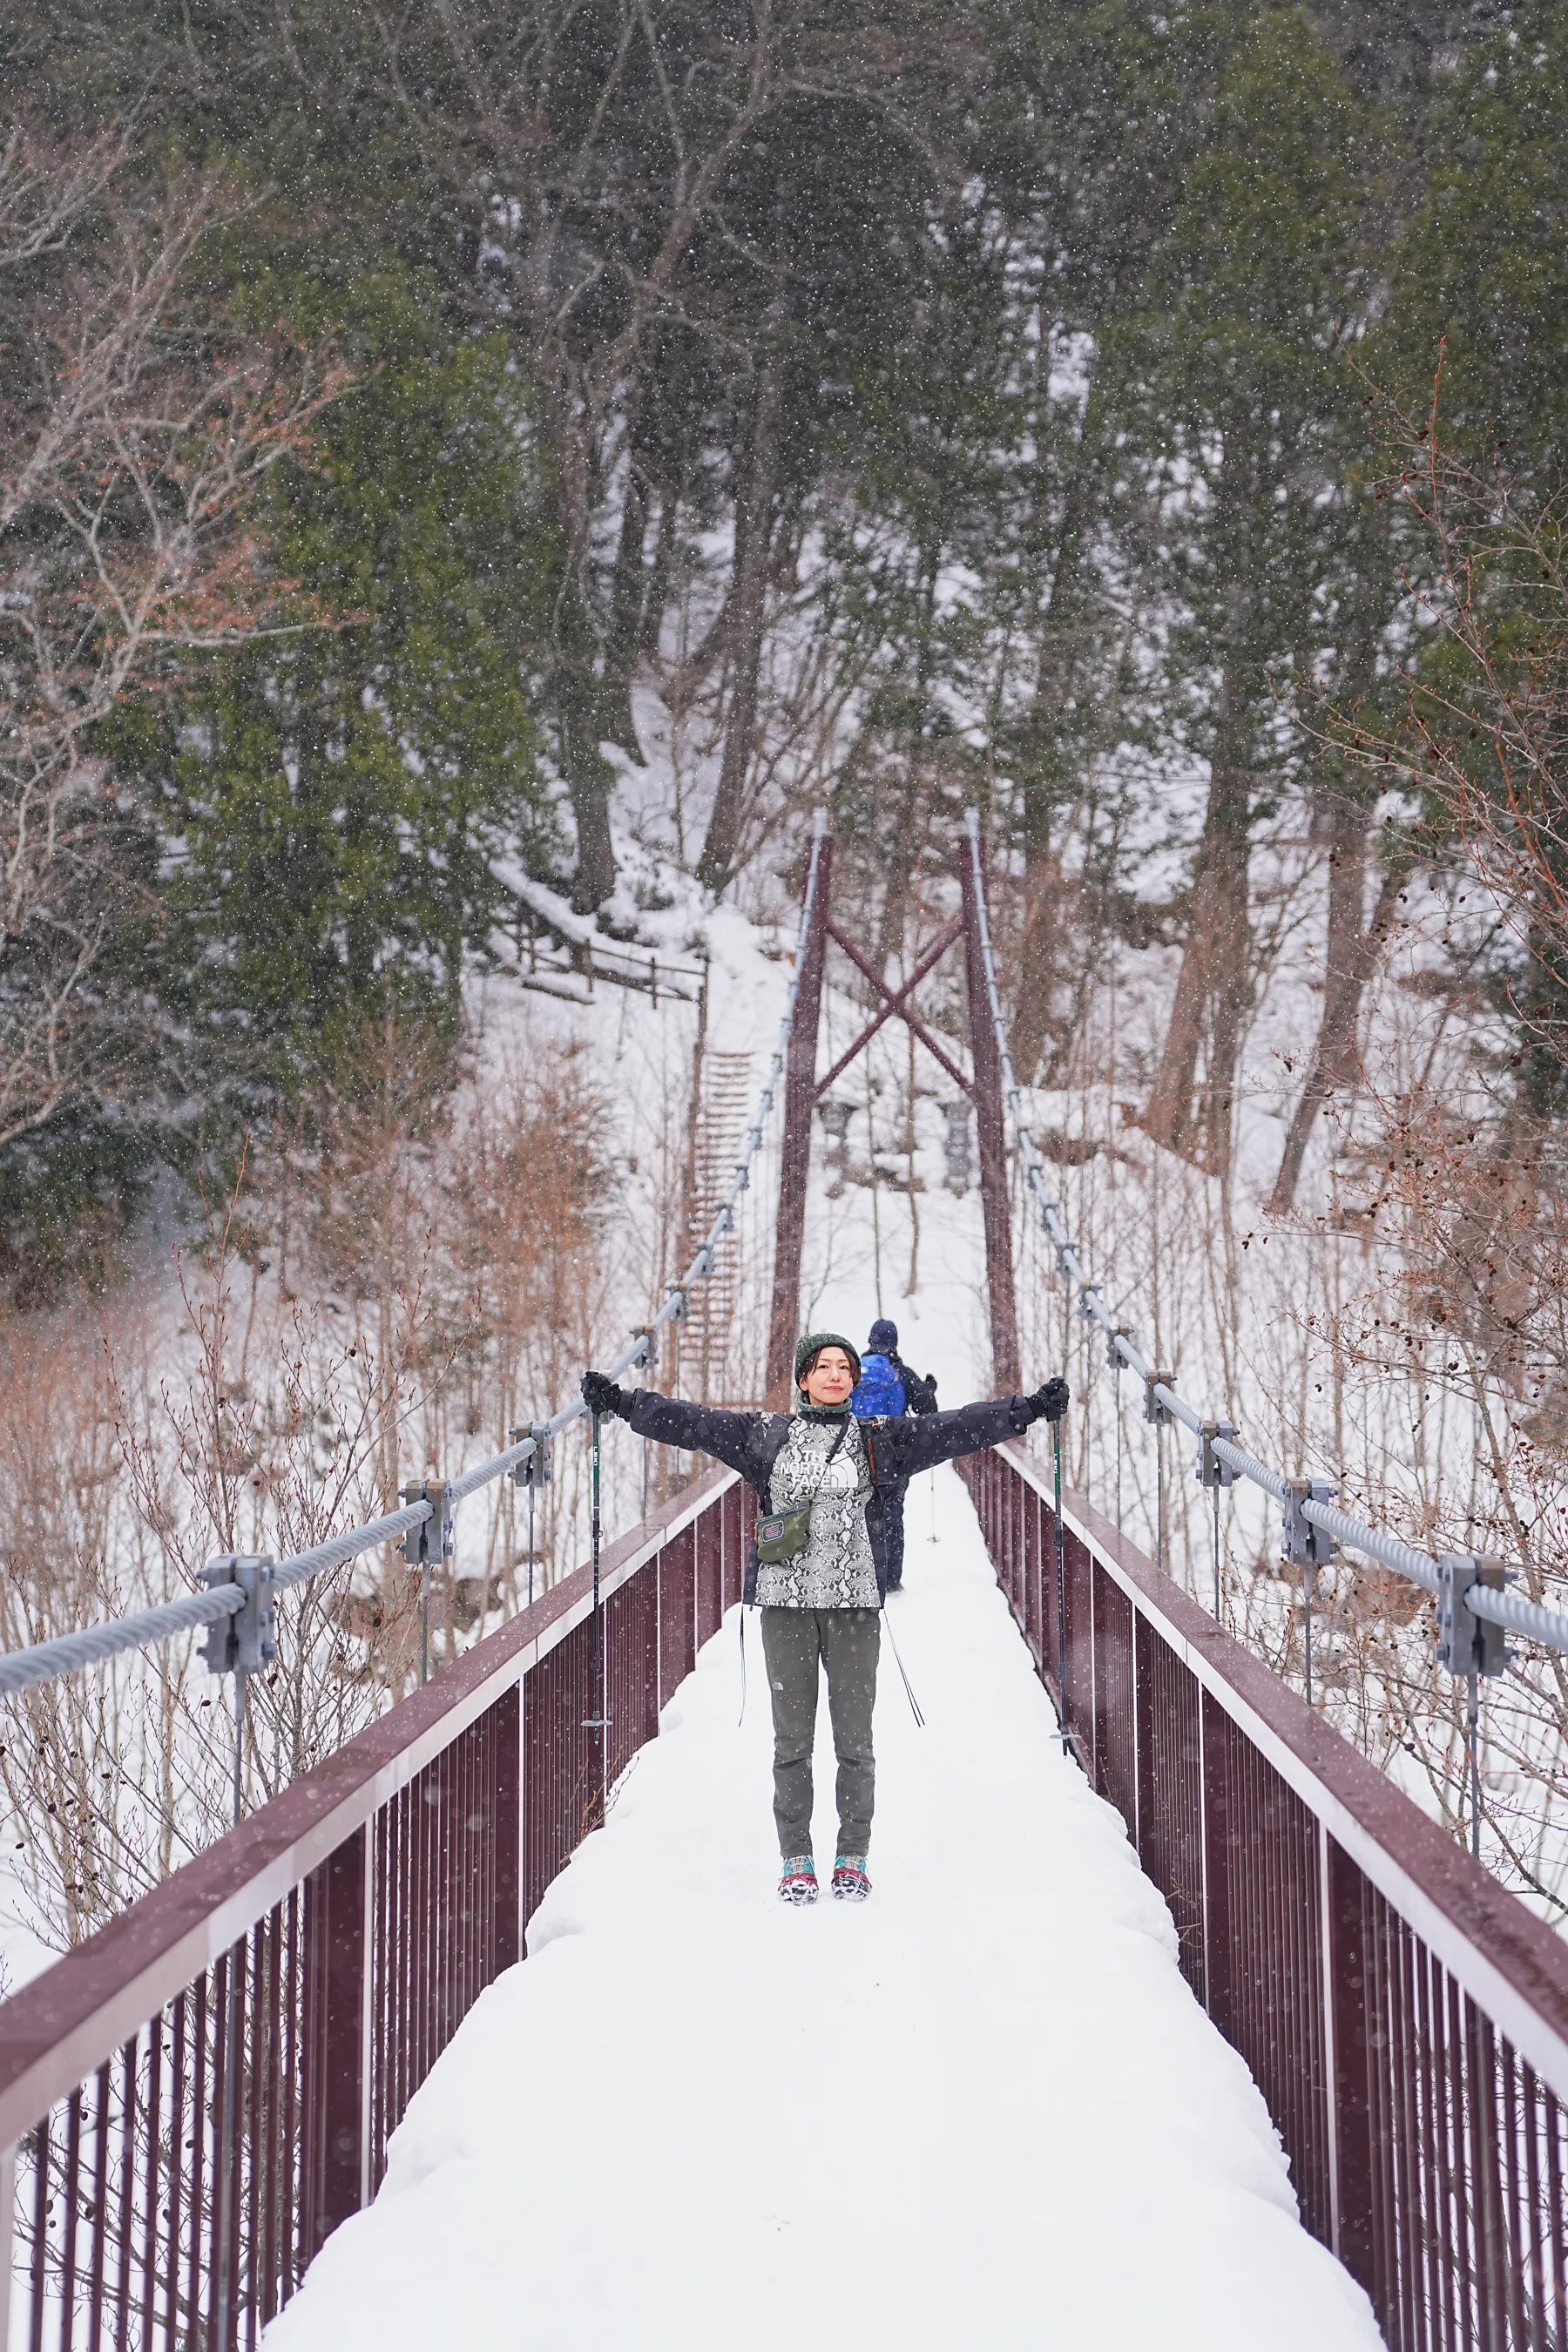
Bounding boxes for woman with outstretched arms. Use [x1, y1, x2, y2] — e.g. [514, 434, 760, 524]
[581, 1332, 1067, 1904]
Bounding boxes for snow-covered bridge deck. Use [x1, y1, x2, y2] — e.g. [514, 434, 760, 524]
[266, 1465, 1379, 2352]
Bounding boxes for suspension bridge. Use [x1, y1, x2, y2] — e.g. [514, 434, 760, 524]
[1, 815, 1566, 2349]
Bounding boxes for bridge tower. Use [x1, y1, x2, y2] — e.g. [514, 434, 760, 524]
[764, 820, 1020, 1404]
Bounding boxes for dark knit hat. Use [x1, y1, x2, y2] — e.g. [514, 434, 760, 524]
[868, 1318, 898, 1353]
[794, 1331, 862, 1388]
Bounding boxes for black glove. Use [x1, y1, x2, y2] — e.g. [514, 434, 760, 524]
[1030, 1376, 1070, 1424]
[581, 1370, 625, 1419]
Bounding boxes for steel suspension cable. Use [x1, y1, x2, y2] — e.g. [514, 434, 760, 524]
[961, 806, 1568, 1668]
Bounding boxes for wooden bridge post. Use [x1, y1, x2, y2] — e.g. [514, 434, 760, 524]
[960, 830, 1021, 1392]
[766, 829, 832, 1405]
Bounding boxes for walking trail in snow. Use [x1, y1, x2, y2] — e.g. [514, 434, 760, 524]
[267, 1462, 1382, 2352]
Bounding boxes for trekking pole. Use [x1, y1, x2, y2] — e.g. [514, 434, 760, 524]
[583, 1409, 610, 1826]
[929, 1470, 938, 1543]
[882, 1604, 924, 1727]
[1053, 1418, 1069, 1755]
[1467, 1666, 1482, 1863]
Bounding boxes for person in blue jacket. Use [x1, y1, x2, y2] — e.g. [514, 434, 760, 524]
[850, 1318, 936, 1592]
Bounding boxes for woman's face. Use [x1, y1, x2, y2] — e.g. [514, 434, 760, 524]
[800, 1347, 855, 1408]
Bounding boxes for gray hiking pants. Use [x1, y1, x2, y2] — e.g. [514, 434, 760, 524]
[759, 1606, 881, 1860]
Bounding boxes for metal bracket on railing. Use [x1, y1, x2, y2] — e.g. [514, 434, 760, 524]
[1108, 1328, 1130, 1378]
[510, 1429, 552, 1489]
[666, 1282, 690, 1321]
[1196, 1422, 1238, 1489]
[399, 1480, 455, 1565]
[1282, 1480, 1338, 1571]
[1144, 1373, 1175, 1428]
[199, 1558, 276, 1678]
[1078, 1282, 1104, 1327]
[1284, 1479, 1338, 1709]
[402, 1479, 454, 1688]
[630, 1325, 656, 1369]
[1437, 1555, 1510, 1679]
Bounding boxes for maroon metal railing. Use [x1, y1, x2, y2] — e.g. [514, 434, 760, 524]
[961, 1441, 1568, 2352]
[0, 1465, 753, 2351]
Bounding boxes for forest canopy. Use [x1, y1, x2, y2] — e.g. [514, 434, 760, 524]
[3, 0, 1566, 1288]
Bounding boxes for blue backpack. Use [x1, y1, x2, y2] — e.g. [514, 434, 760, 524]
[852, 1352, 905, 1418]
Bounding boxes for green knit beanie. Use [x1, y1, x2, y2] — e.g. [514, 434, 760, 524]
[794, 1331, 862, 1389]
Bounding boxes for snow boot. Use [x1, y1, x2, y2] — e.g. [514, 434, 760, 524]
[831, 1855, 871, 1902]
[778, 1855, 818, 1905]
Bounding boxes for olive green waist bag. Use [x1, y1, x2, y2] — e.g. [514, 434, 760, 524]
[754, 1418, 849, 1566]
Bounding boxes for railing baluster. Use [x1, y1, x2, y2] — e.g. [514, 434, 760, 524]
[141, 2011, 162, 2349]
[1545, 2087, 1565, 2351]
[165, 1994, 186, 2352]
[29, 2110, 47, 2352]
[58, 2085, 81, 2349]
[113, 2035, 135, 2352]
[185, 1984, 206, 2352]
[282, 1891, 301, 2297]
[86, 2060, 110, 2348]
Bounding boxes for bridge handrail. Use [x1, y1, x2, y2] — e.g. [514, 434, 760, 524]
[0, 812, 830, 1705]
[0, 1463, 736, 2152]
[1023, 1445, 1568, 2100]
[962, 806, 1568, 1670]
[966, 1436, 1568, 2339]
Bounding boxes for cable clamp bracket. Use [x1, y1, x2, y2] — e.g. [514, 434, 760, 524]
[630, 1324, 656, 1369]
[1282, 1480, 1338, 1582]
[1144, 1373, 1176, 1428]
[665, 1283, 689, 1323]
[200, 1557, 276, 1679]
[1436, 1553, 1509, 1679]
[1078, 1282, 1104, 1327]
[1196, 1422, 1238, 1490]
[399, 1479, 455, 1565]
[509, 1429, 553, 1490]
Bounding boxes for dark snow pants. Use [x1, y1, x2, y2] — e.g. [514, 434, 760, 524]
[759, 1607, 881, 1860]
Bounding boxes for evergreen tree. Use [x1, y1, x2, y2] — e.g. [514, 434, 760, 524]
[1119, 10, 1382, 1171]
[117, 294, 560, 1123]
[1389, 2, 1568, 470]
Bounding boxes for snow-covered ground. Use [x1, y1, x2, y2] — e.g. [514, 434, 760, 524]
[266, 1463, 1381, 2352]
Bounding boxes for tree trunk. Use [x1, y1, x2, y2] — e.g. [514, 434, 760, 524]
[1010, 838, 1066, 1090]
[601, 451, 651, 760]
[696, 297, 788, 896]
[1010, 417, 1096, 1087]
[640, 483, 677, 661]
[556, 589, 618, 913]
[873, 557, 940, 977]
[1143, 720, 1253, 1168]
[533, 355, 619, 914]
[1268, 794, 1400, 1214]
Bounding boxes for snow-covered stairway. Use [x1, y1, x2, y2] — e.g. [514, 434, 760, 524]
[264, 1463, 1381, 2352]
